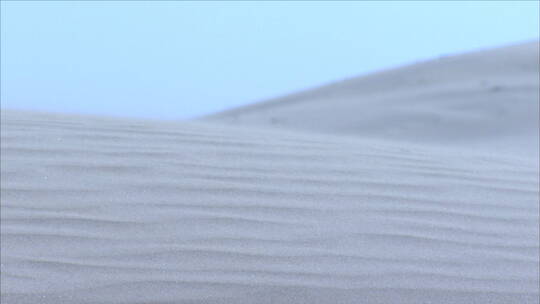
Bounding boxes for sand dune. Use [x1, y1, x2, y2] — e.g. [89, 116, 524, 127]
[204, 41, 539, 157]
[1, 110, 538, 303]
[1, 41, 539, 303]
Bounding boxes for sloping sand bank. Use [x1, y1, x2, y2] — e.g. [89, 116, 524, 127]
[1, 110, 538, 303]
[204, 41, 539, 157]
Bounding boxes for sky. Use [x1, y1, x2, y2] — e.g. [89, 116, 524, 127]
[1, 1, 539, 119]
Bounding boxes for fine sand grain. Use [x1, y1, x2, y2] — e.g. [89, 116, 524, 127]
[1, 41, 539, 303]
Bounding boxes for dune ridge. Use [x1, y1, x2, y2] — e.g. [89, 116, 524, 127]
[203, 41, 539, 157]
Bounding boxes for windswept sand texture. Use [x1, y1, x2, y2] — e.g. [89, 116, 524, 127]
[1, 42, 539, 303]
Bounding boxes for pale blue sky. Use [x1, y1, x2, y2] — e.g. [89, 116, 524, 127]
[1, 1, 539, 119]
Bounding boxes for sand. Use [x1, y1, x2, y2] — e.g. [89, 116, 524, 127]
[1, 41, 539, 303]
[204, 41, 539, 157]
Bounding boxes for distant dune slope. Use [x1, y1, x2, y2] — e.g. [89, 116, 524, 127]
[202, 41, 539, 156]
[1, 110, 538, 304]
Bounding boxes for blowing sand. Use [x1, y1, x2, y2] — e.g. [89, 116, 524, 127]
[1, 42, 539, 303]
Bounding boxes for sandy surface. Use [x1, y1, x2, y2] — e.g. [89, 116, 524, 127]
[1, 42, 539, 303]
[205, 41, 539, 157]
